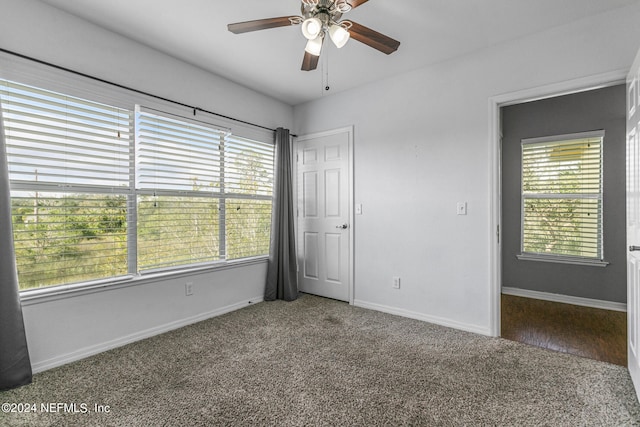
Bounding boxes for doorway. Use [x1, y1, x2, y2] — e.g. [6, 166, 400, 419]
[295, 127, 354, 303]
[497, 83, 626, 362]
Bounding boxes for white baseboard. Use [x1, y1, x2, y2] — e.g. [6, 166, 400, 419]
[353, 300, 491, 336]
[501, 287, 626, 312]
[31, 296, 264, 374]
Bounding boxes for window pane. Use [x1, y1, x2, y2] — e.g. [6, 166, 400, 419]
[137, 195, 221, 270]
[523, 197, 601, 258]
[11, 192, 128, 290]
[225, 198, 272, 260]
[522, 138, 602, 195]
[224, 135, 274, 196]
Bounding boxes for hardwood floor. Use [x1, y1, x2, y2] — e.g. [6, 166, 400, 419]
[501, 294, 627, 366]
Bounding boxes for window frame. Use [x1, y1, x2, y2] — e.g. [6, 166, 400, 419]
[0, 54, 276, 298]
[516, 130, 608, 267]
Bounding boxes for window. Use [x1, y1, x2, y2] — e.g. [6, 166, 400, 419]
[0, 80, 274, 291]
[518, 131, 605, 265]
[135, 108, 273, 271]
[1, 80, 132, 289]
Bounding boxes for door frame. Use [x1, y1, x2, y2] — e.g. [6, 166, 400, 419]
[293, 126, 355, 304]
[488, 70, 628, 337]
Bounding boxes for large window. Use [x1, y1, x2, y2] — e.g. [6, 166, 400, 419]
[519, 131, 605, 265]
[1, 80, 274, 291]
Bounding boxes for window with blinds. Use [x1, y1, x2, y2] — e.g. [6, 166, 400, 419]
[135, 108, 226, 270]
[0, 80, 132, 289]
[224, 134, 273, 259]
[520, 131, 604, 262]
[1, 79, 274, 291]
[135, 108, 274, 271]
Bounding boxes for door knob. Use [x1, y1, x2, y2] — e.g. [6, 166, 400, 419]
[631, 246, 640, 252]
[336, 224, 348, 229]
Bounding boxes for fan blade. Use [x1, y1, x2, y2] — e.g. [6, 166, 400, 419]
[301, 51, 320, 71]
[347, 0, 369, 9]
[345, 21, 400, 54]
[228, 16, 299, 34]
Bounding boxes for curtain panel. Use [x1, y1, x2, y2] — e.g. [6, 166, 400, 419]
[0, 108, 32, 390]
[265, 128, 298, 301]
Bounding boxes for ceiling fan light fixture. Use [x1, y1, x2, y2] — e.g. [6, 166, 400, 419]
[304, 35, 323, 56]
[301, 17, 322, 40]
[329, 23, 350, 48]
[227, 0, 401, 72]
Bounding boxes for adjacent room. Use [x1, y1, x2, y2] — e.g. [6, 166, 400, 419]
[2, 0, 640, 425]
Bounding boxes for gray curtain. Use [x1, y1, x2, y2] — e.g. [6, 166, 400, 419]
[265, 128, 298, 301]
[0, 108, 32, 390]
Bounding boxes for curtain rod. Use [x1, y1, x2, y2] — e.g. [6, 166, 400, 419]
[0, 48, 287, 135]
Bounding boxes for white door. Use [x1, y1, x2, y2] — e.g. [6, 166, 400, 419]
[296, 128, 352, 302]
[627, 49, 640, 396]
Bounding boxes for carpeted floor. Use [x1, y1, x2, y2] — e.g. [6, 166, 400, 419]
[1, 294, 639, 426]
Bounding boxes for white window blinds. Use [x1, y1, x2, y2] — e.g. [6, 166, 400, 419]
[134, 108, 274, 271]
[224, 134, 274, 196]
[1, 80, 131, 188]
[136, 108, 225, 191]
[521, 131, 604, 261]
[0, 80, 131, 289]
[1, 78, 275, 290]
[223, 134, 273, 260]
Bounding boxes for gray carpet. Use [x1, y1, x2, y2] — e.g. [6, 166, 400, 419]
[1, 294, 639, 426]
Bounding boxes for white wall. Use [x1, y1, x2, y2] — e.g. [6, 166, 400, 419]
[294, 3, 640, 335]
[1, 0, 293, 372]
[22, 263, 267, 373]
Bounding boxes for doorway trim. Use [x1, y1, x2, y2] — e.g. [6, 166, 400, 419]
[489, 70, 628, 337]
[294, 126, 355, 304]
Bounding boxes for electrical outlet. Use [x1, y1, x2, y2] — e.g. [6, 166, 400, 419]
[457, 202, 467, 215]
[392, 276, 401, 289]
[185, 282, 193, 296]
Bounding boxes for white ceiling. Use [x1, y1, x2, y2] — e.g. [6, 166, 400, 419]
[39, 0, 640, 106]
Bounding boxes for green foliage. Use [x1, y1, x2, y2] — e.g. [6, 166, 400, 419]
[226, 199, 271, 259]
[137, 196, 221, 270]
[12, 149, 274, 290]
[12, 194, 128, 290]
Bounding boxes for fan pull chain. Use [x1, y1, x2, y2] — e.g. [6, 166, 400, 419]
[323, 46, 330, 94]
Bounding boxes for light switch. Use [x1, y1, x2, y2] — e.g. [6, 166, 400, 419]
[355, 203, 363, 215]
[457, 202, 467, 215]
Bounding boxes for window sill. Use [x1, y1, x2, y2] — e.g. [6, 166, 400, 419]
[19, 256, 269, 306]
[516, 253, 608, 267]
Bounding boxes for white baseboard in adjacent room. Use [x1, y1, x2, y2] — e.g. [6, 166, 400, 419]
[501, 287, 626, 312]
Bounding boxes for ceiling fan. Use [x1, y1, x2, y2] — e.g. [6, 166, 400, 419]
[227, 0, 400, 71]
